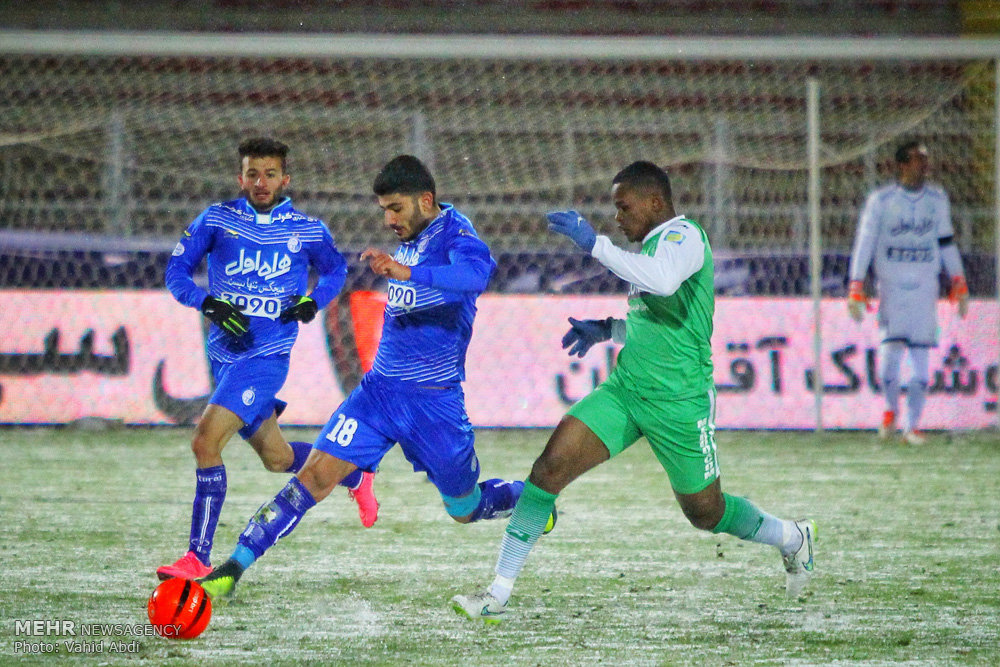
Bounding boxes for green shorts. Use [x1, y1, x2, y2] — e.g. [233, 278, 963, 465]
[567, 373, 720, 494]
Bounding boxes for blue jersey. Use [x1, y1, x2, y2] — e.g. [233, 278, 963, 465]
[371, 203, 496, 386]
[165, 196, 347, 363]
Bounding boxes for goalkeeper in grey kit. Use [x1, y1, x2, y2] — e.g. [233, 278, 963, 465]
[847, 139, 969, 445]
[452, 161, 816, 623]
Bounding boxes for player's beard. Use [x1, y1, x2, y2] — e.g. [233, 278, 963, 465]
[245, 186, 284, 212]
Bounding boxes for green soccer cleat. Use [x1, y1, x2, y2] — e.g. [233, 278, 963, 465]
[197, 558, 245, 599]
[782, 519, 816, 599]
[451, 591, 507, 624]
[543, 505, 558, 535]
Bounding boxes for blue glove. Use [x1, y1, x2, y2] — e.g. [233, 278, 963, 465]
[546, 210, 597, 253]
[561, 317, 613, 358]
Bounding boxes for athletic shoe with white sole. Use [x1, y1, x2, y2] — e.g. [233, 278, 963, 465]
[782, 519, 816, 599]
[156, 550, 213, 581]
[878, 410, 896, 440]
[451, 591, 507, 624]
[902, 429, 926, 446]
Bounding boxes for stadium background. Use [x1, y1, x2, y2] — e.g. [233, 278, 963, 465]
[1, 0, 998, 430]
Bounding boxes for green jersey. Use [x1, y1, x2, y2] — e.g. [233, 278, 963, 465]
[591, 216, 715, 400]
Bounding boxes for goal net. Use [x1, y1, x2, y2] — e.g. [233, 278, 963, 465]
[0, 34, 996, 429]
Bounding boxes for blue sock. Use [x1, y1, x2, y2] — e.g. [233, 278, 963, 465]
[235, 477, 317, 566]
[339, 469, 363, 489]
[189, 465, 226, 567]
[285, 441, 312, 473]
[469, 479, 524, 523]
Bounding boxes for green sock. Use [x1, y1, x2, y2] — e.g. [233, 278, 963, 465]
[491, 481, 557, 601]
[712, 493, 766, 540]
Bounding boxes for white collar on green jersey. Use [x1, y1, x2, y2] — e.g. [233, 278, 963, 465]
[642, 214, 689, 244]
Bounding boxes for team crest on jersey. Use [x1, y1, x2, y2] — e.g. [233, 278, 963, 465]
[665, 231, 685, 244]
[242, 388, 255, 406]
[171, 242, 185, 256]
[286, 234, 302, 253]
[417, 235, 430, 253]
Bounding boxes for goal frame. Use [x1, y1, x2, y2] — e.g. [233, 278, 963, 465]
[1, 30, 998, 430]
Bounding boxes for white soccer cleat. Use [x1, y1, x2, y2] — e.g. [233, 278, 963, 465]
[902, 429, 926, 446]
[451, 591, 507, 624]
[782, 519, 816, 599]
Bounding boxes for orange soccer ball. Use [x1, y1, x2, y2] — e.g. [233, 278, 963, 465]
[147, 578, 212, 639]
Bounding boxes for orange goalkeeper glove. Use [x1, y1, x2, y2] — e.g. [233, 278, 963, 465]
[949, 276, 969, 318]
[847, 280, 867, 322]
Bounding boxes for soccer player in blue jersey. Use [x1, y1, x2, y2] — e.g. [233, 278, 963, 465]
[157, 137, 379, 582]
[198, 154, 553, 598]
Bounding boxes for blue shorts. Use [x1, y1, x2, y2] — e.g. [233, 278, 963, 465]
[209, 356, 289, 440]
[313, 373, 480, 498]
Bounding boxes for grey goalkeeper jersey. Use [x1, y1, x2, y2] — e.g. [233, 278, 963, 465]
[848, 182, 956, 345]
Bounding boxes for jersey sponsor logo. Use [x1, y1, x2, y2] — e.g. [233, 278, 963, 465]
[224, 248, 292, 281]
[665, 231, 685, 244]
[395, 245, 422, 267]
[886, 246, 932, 263]
[387, 283, 418, 310]
[219, 291, 282, 319]
[171, 242, 185, 257]
[242, 387, 255, 406]
[270, 211, 299, 224]
[889, 216, 935, 236]
[286, 234, 302, 253]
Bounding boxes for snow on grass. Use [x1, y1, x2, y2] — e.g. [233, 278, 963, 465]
[1, 427, 998, 664]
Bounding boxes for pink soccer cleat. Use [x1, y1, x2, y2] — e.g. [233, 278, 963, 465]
[156, 551, 213, 581]
[348, 471, 380, 528]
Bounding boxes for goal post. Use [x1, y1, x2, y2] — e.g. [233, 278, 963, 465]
[0, 31, 997, 430]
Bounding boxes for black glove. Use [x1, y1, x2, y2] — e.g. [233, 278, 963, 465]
[279, 295, 318, 324]
[200, 296, 250, 337]
[561, 317, 613, 358]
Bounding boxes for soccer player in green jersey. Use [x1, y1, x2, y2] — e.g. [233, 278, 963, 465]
[452, 161, 815, 623]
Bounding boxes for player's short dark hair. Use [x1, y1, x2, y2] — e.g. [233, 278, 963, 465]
[238, 137, 289, 170]
[373, 154, 436, 197]
[895, 139, 922, 164]
[612, 161, 672, 202]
